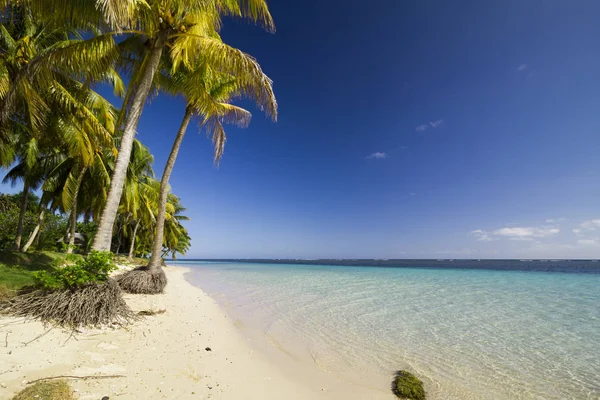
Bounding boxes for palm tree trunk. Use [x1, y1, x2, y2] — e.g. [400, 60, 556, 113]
[22, 207, 45, 252]
[115, 223, 123, 254]
[147, 105, 193, 271]
[64, 212, 73, 243]
[67, 167, 87, 254]
[92, 30, 169, 252]
[128, 220, 140, 260]
[14, 182, 30, 250]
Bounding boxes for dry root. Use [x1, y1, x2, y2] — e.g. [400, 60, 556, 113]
[116, 267, 167, 294]
[0, 279, 134, 329]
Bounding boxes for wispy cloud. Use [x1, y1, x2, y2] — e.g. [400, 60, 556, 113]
[579, 219, 600, 230]
[545, 218, 567, 223]
[472, 224, 560, 242]
[471, 229, 493, 242]
[367, 152, 387, 160]
[416, 120, 443, 132]
[409, 192, 416, 196]
[493, 226, 560, 238]
[517, 64, 528, 72]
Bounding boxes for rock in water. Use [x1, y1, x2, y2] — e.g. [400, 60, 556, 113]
[392, 370, 426, 400]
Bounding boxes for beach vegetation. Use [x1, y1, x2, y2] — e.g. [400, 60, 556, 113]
[1, 250, 134, 327]
[0, 250, 65, 290]
[33, 250, 116, 290]
[11, 380, 75, 400]
[0, 0, 276, 318]
[392, 370, 426, 400]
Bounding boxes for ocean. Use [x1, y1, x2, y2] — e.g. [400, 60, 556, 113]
[177, 260, 600, 399]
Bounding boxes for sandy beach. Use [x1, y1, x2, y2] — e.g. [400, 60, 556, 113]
[0, 266, 392, 399]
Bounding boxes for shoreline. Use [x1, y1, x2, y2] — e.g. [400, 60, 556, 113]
[182, 268, 395, 400]
[0, 265, 393, 399]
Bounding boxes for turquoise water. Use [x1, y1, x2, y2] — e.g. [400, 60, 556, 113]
[181, 262, 600, 399]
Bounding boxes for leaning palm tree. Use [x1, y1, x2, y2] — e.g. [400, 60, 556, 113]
[118, 45, 276, 293]
[91, 0, 275, 252]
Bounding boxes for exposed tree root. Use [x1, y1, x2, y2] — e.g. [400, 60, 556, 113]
[116, 267, 167, 294]
[0, 279, 134, 329]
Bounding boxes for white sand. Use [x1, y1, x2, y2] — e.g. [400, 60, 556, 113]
[0, 266, 393, 399]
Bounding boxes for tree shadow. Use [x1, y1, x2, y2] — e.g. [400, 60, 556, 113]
[0, 250, 59, 271]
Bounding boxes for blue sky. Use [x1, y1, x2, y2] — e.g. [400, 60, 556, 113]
[3, 0, 600, 258]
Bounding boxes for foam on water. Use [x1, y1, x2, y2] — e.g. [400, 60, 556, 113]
[181, 262, 600, 399]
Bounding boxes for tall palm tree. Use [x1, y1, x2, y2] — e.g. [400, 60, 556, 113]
[91, 0, 275, 252]
[145, 52, 276, 278]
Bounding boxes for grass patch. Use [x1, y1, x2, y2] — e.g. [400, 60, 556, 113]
[11, 380, 75, 400]
[0, 251, 68, 290]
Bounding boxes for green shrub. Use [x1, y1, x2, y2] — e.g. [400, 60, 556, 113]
[33, 251, 116, 290]
[392, 370, 426, 400]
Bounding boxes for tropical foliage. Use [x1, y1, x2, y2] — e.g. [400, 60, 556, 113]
[0, 0, 276, 279]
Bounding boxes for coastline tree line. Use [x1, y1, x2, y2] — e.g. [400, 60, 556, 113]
[0, 0, 277, 325]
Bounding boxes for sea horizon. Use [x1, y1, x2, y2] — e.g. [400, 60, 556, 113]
[170, 258, 600, 274]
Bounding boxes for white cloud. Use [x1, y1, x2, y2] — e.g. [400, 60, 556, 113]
[399, 146, 408, 150]
[472, 224, 560, 243]
[416, 120, 443, 132]
[471, 229, 493, 242]
[367, 152, 387, 160]
[517, 64, 528, 72]
[409, 192, 416, 196]
[493, 226, 560, 238]
[580, 219, 600, 230]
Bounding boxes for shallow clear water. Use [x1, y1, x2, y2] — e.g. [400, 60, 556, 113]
[180, 261, 600, 399]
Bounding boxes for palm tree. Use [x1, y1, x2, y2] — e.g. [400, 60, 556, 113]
[92, 0, 275, 252]
[161, 193, 191, 259]
[144, 51, 276, 281]
[0, 6, 121, 250]
[0, 5, 120, 156]
[2, 140, 46, 249]
[115, 139, 156, 256]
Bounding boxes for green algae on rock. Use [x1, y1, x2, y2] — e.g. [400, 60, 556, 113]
[392, 370, 426, 400]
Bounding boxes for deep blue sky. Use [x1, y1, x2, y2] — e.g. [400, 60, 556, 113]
[4, 0, 600, 258]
